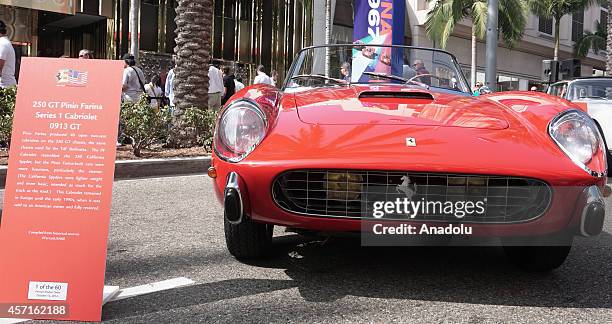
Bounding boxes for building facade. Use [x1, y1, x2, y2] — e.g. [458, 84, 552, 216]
[323, 0, 608, 91]
[1, 0, 607, 89]
[0, 0, 314, 83]
[406, 0, 608, 90]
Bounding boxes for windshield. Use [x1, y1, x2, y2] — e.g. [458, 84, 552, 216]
[284, 45, 470, 94]
[567, 79, 612, 100]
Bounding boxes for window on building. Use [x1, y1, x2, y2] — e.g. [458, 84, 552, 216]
[572, 10, 584, 42]
[165, 0, 177, 54]
[140, 0, 159, 51]
[539, 16, 553, 35]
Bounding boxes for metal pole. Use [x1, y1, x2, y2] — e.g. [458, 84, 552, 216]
[485, 0, 498, 91]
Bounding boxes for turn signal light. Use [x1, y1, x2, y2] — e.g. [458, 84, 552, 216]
[207, 167, 217, 178]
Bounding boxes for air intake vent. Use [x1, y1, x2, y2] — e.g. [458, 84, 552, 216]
[359, 91, 434, 100]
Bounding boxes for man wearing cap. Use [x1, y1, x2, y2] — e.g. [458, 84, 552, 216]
[0, 20, 16, 88]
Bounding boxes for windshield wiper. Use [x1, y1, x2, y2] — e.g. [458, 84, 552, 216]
[578, 95, 607, 99]
[361, 72, 430, 89]
[290, 74, 348, 85]
[362, 72, 408, 83]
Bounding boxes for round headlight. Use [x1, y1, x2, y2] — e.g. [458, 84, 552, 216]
[217, 100, 267, 162]
[549, 110, 603, 173]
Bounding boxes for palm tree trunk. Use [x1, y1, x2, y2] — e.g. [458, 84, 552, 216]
[324, 0, 331, 77]
[169, 0, 213, 147]
[554, 18, 560, 61]
[607, 0, 612, 75]
[129, 0, 140, 59]
[471, 26, 477, 89]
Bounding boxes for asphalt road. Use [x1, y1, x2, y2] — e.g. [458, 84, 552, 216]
[6, 175, 612, 323]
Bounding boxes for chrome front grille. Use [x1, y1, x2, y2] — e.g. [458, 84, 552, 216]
[272, 170, 552, 223]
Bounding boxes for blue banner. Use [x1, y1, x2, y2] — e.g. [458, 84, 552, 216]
[352, 0, 405, 82]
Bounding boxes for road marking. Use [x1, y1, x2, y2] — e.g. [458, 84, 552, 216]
[0, 319, 29, 324]
[103, 285, 120, 304]
[110, 277, 195, 301]
[0, 278, 194, 323]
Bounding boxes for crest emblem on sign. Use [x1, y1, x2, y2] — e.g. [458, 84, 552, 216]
[56, 69, 88, 87]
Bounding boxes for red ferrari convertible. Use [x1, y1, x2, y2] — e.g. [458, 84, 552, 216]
[209, 45, 608, 271]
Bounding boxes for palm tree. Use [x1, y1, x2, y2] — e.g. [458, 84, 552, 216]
[170, 0, 213, 146]
[129, 0, 140, 59]
[528, 0, 601, 61]
[574, 20, 606, 57]
[425, 0, 527, 88]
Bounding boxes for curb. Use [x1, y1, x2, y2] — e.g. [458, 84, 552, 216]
[0, 156, 211, 189]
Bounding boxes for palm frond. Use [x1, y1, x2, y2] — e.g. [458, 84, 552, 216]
[574, 20, 607, 57]
[498, 0, 527, 47]
[471, 1, 488, 40]
[425, 0, 468, 48]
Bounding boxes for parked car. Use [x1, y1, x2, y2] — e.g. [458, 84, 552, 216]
[548, 77, 612, 169]
[209, 44, 608, 272]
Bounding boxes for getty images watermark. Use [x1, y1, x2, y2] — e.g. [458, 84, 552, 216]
[367, 196, 488, 236]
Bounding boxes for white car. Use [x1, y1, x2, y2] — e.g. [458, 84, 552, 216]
[548, 77, 612, 169]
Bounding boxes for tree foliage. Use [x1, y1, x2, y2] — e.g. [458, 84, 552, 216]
[574, 20, 606, 58]
[425, 0, 527, 49]
[0, 87, 16, 146]
[120, 96, 172, 157]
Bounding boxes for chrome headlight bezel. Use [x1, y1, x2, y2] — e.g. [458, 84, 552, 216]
[214, 99, 268, 163]
[548, 109, 607, 177]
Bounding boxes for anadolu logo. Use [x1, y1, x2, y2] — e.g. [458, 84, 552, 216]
[56, 69, 88, 87]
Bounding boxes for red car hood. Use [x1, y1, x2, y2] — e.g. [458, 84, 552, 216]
[293, 85, 509, 130]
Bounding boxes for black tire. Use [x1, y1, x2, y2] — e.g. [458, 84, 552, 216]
[502, 234, 573, 272]
[224, 216, 273, 260]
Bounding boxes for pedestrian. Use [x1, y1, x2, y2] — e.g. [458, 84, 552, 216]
[473, 81, 483, 96]
[340, 62, 351, 82]
[0, 20, 16, 88]
[222, 66, 236, 105]
[121, 54, 146, 103]
[78, 49, 92, 59]
[145, 75, 164, 109]
[208, 62, 224, 110]
[413, 59, 431, 84]
[234, 77, 245, 92]
[165, 57, 176, 108]
[270, 70, 278, 87]
[253, 65, 272, 85]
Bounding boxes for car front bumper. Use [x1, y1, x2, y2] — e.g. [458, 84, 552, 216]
[212, 159, 607, 238]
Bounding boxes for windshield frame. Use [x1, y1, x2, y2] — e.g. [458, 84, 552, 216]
[282, 44, 471, 94]
[566, 78, 612, 101]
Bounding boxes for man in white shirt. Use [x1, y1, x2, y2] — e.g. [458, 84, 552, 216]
[0, 20, 16, 88]
[121, 54, 146, 102]
[253, 65, 272, 85]
[234, 77, 245, 92]
[208, 64, 224, 110]
[165, 57, 176, 108]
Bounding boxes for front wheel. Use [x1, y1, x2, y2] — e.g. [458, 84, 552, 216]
[224, 216, 273, 260]
[502, 234, 573, 272]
